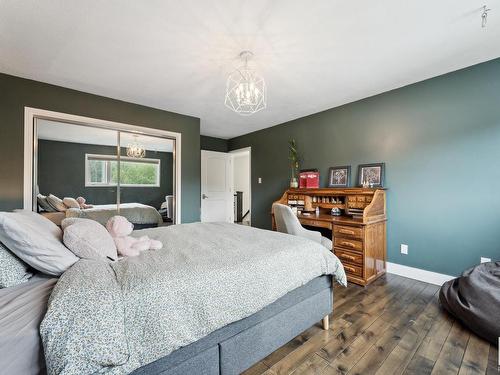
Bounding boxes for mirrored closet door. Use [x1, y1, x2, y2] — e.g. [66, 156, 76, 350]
[34, 118, 176, 228]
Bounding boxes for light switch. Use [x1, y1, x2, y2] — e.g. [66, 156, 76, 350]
[258, 177, 262, 184]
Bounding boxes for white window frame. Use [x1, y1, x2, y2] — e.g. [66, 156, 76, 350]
[85, 154, 161, 187]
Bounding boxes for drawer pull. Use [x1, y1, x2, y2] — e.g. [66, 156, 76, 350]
[340, 254, 356, 261]
[341, 241, 356, 248]
[339, 229, 355, 235]
[344, 265, 356, 273]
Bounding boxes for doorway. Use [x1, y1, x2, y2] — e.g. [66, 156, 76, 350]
[200, 150, 233, 222]
[231, 147, 251, 226]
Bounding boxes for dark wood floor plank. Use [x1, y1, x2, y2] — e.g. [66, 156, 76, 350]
[486, 345, 499, 375]
[251, 275, 491, 375]
[268, 319, 351, 375]
[323, 315, 393, 375]
[346, 284, 440, 375]
[430, 321, 470, 375]
[458, 334, 490, 375]
[374, 294, 442, 375]
[404, 302, 455, 375]
[318, 277, 419, 364]
[333, 275, 407, 320]
[261, 325, 323, 368]
[242, 361, 271, 375]
[289, 354, 330, 375]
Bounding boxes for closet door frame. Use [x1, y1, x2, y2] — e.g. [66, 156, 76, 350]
[23, 107, 182, 223]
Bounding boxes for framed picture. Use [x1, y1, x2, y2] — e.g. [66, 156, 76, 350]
[328, 166, 351, 187]
[357, 163, 385, 187]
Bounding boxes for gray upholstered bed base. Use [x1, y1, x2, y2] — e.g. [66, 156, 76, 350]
[132, 275, 333, 375]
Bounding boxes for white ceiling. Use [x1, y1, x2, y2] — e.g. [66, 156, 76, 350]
[1, 1, 499, 139]
[37, 119, 174, 152]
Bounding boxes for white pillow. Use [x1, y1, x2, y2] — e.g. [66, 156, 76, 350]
[0, 211, 78, 276]
[62, 218, 117, 261]
[46, 194, 67, 212]
[63, 197, 80, 209]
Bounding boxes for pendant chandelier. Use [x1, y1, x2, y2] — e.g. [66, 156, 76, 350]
[224, 51, 266, 115]
[126, 136, 146, 158]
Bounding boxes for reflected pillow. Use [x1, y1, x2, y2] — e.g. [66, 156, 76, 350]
[0, 210, 78, 276]
[0, 242, 33, 288]
[37, 194, 55, 212]
[63, 197, 80, 209]
[62, 218, 117, 261]
[46, 194, 67, 212]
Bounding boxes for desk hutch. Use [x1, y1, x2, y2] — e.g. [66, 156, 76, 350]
[272, 188, 387, 286]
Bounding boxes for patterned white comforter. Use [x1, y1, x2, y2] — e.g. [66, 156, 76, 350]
[41, 222, 346, 374]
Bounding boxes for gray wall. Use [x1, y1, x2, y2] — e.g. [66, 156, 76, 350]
[201, 135, 228, 152]
[0, 73, 200, 223]
[230, 58, 500, 276]
[38, 140, 173, 209]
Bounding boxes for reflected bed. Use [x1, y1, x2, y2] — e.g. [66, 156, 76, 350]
[41, 202, 163, 227]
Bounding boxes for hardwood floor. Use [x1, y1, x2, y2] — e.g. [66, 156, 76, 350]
[242, 274, 498, 375]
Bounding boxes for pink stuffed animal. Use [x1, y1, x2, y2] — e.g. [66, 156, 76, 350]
[106, 215, 162, 257]
[76, 197, 93, 209]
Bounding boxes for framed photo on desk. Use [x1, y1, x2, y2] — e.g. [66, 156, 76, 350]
[357, 163, 385, 187]
[328, 166, 351, 187]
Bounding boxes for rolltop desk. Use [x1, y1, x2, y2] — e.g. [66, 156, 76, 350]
[272, 188, 387, 286]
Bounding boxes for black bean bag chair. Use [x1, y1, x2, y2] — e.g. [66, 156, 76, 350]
[439, 261, 500, 345]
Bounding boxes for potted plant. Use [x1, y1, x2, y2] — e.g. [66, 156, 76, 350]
[288, 139, 299, 188]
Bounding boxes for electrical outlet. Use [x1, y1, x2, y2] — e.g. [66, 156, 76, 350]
[401, 244, 408, 255]
[480, 257, 491, 263]
[258, 177, 262, 184]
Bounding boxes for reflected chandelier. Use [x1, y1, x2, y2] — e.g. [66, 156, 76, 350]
[224, 51, 266, 115]
[126, 136, 146, 158]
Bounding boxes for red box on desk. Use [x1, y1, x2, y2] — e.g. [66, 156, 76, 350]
[299, 171, 320, 188]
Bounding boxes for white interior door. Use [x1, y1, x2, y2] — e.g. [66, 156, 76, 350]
[201, 150, 233, 222]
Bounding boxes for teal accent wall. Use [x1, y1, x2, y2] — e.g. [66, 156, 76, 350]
[0, 73, 201, 223]
[201, 135, 229, 152]
[229, 58, 500, 276]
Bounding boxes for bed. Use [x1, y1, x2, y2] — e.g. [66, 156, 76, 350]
[1, 221, 345, 375]
[41, 202, 163, 228]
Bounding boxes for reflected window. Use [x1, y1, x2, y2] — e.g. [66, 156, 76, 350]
[85, 154, 160, 187]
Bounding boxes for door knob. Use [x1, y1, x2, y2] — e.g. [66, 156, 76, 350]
[202, 194, 208, 199]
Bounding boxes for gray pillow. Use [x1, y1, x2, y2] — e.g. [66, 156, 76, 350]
[46, 194, 67, 212]
[0, 242, 33, 288]
[37, 194, 55, 212]
[0, 210, 78, 276]
[62, 218, 117, 261]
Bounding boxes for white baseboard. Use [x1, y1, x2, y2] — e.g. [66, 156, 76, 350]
[386, 262, 455, 286]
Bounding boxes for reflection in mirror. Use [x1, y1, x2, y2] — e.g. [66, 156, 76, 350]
[35, 119, 175, 228]
[119, 132, 175, 226]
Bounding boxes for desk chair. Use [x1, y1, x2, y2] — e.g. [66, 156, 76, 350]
[272, 203, 332, 250]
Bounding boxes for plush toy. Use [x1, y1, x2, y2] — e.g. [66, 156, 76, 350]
[106, 215, 162, 257]
[76, 196, 93, 209]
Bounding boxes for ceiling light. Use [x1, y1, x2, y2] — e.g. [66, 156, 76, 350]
[225, 51, 266, 116]
[127, 136, 146, 158]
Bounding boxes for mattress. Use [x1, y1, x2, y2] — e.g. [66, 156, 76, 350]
[0, 274, 57, 375]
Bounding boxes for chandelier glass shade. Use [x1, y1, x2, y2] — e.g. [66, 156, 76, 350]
[225, 51, 266, 115]
[126, 137, 146, 158]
